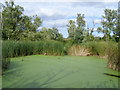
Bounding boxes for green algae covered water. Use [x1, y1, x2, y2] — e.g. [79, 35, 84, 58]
[2, 55, 119, 88]
[0, 76, 2, 89]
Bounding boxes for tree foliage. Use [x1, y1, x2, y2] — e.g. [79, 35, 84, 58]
[38, 27, 63, 41]
[2, 1, 42, 40]
[97, 9, 118, 41]
[1, 1, 119, 42]
[67, 14, 86, 44]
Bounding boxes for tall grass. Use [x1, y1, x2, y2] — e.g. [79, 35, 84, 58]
[2, 41, 12, 71]
[67, 41, 108, 57]
[81, 41, 108, 56]
[67, 45, 90, 56]
[67, 41, 119, 71]
[2, 40, 119, 72]
[2, 40, 65, 71]
[3, 40, 64, 57]
[107, 41, 119, 71]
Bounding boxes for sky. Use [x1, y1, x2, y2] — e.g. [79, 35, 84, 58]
[1, 0, 119, 38]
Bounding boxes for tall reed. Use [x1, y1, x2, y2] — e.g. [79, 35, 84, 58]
[107, 41, 119, 71]
[81, 41, 108, 56]
[2, 40, 65, 71]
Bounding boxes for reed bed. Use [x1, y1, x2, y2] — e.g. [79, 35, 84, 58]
[2, 40, 65, 70]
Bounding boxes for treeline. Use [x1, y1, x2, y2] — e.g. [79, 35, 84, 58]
[0, 1, 120, 72]
[1, 1, 63, 41]
[1, 1, 120, 42]
[67, 10, 120, 43]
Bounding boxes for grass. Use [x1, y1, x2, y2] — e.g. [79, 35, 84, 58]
[67, 45, 90, 56]
[2, 55, 119, 88]
[81, 41, 108, 56]
[67, 41, 109, 56]
[2, 40, 64, 57]
[2, 40, 65, 71]
[107, 41, 119, 71]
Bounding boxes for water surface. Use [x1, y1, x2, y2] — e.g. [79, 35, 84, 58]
[2, 55, 119, 88]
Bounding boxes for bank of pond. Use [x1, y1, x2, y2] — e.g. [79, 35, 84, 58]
[2, 40, 119, 72]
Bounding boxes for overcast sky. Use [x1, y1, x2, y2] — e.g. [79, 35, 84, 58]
[1, 0, 119, 38]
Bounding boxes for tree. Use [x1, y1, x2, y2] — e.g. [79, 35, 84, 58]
[75, 14, 86, 43]
[49, 27, 63, 41]
[115, 3, 120, 41]
[37, 27, 63, 41]
[2, 1, 24, 40]
[67, 20, 76, 39]
[101, 9, 117, 41]
[76, 14, 85, 27]
[83, 27, 95, 42]
[33, 15, 42, 32]
[2, 1, 42, 40]
[97, 27, 102, 33]
[67, 14, 86, 44]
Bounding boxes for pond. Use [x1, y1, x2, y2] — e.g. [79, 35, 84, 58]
[0, 76, 2, 89]
[2, 55, 119, 88]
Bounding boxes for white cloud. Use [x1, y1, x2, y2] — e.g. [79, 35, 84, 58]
[40, 8, 54, 16]
[15, 0, 120, 2]
[42, 18, 76, 28]
[43, 19, 68, 27]
[3, 2, 117, 19]
[94, 19, 102, 24]
[103, 0, 119, 3]
[1, 0, 119, 3]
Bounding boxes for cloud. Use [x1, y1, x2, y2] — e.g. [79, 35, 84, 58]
[94, 19, 102, 24]
[71, 2, 118, 9]
[1, 1, 117, 38]
[14, 2, 117, 19]
[42, 18, 76, 29]
[42, 19, 68, 28]
[1, 0, 119, 2]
